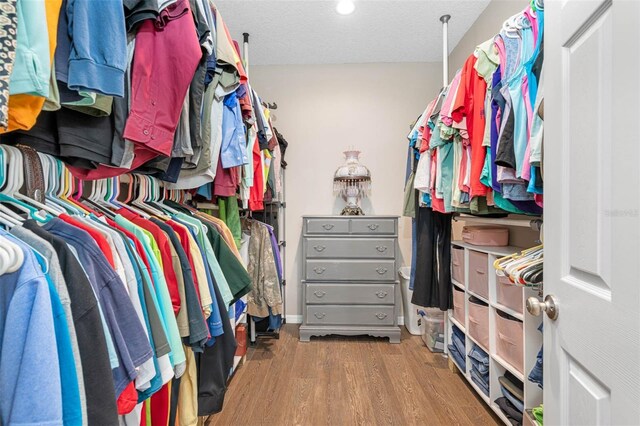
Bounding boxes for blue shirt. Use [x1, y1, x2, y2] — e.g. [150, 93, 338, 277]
[0, 231, 62, 425]
[43, 218, 153, 396]
[220, 91, 249, 168]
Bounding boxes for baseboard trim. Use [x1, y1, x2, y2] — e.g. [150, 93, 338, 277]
[285, 315, 303, 324]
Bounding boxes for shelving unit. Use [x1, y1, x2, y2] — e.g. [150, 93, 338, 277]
[447, 241, 543, 425]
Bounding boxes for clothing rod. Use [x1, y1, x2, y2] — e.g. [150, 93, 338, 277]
[194, 202, 220, 210]
[440, 14, 451, 87]
[453, 214, 542, 231]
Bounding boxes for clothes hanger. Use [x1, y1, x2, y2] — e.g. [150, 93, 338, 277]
[0, 148, 27, 223]
[0, 233, 24, 274]
[120, 174, 151, 219]
[0, 146, 50, 222]
[8, 149, 61, 217]
[131, 175, 167, 218]
[45, 155, 82, 215]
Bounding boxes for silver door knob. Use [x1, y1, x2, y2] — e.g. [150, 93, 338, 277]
[527, 295, 559, 320]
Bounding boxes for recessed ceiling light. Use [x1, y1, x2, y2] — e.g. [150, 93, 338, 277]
[336, 0, 355, 15]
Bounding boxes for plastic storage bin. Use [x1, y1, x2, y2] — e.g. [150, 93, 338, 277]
[451, 246, 465, 285]
[461, 226, 509, 246]
[467, 297, 489, 350]
[419, 308, 445, 352]
[496, 275, 524, 314]
[468, 250, 489, 299]
[495, 310, 524, 374]
[452, 286, 465, 325]
[399, 267, 421, 335]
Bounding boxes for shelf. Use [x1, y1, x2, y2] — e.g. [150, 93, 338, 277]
[451, 240, 523, 257]
[491, 402, 516, 426]
[467, 289, 489, 305]
[454, 214, 542, 231]
[452, 279, 464, 290]
[492, 303, 525, 321]
[492, 353, 525, 382]
[448, 311, 465, 333]
[466, 332, 489, 355]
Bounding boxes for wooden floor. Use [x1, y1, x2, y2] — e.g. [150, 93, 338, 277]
[204, 324, 499, 426]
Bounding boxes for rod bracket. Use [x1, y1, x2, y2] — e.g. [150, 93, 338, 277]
[440, 14, 451, 24]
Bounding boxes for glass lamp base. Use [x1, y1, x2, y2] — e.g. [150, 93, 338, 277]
[340, 205, 365, 216]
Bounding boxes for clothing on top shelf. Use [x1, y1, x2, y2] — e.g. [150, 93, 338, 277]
[405, 4, 544, 216]
[0, 0, 288, 214]
[0, 152, 254, 424]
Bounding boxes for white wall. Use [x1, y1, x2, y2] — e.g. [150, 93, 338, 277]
[248, 62, 443, 321]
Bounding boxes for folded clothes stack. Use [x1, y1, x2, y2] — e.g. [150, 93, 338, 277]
[495, 371, 525, 425]
[448, 325, 466, 373]
[468, 344, 490, 396]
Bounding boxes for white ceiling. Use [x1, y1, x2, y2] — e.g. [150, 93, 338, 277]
[215, 0, 491, 65]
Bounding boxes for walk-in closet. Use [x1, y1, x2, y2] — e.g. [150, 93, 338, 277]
[0, 0, 638, 425]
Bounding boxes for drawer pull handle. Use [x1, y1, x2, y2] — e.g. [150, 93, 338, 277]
[376, 246, 388, 253]
[313, 245, 326, 252]
[368, 224, 380, 230]
[314, 312, 326, 319]
[376, 267, 388, 275]
[322, 224, 334, 230]
[313, 267, 326, 274]
[313, 291, 326, 298]
[375, 313, 388, 320]
[476, 269, 486, 275]
[375, 291, 388, 298]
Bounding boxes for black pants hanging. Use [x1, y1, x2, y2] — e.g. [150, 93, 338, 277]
[411, 204, 453, 311]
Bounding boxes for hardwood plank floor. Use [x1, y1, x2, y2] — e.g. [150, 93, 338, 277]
[205, 324, 500, 426]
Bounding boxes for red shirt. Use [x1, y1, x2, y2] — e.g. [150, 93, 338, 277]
[60, 214, 116, 267]
[452, 54, 489, 198]
[249, 137, 264, 211]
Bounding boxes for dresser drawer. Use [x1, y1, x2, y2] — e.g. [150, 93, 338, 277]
[306, 283, 395, 304]
[305, 218, 349, 234]
[305, 259, 396, 281]
[350, 218, 396, 235]
[306, 238, 395, 259]
[306, 305, 395, 325]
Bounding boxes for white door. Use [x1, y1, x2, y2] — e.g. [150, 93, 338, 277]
[545, 0, 640, 424]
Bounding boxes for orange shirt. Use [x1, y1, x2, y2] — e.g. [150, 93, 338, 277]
[2, 0, 62, 132]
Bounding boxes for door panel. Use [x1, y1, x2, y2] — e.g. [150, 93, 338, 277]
[547, 0, 640, 424]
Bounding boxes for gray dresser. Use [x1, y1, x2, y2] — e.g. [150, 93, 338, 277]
[299, 216, 401, 343]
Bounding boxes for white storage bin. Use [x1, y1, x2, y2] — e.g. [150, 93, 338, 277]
[399, 267, 420, 335]
[419, 308, 445, 352]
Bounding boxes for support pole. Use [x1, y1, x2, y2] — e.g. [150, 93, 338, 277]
[440, 14, 451, 87]
[243, 32, 250, 78]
